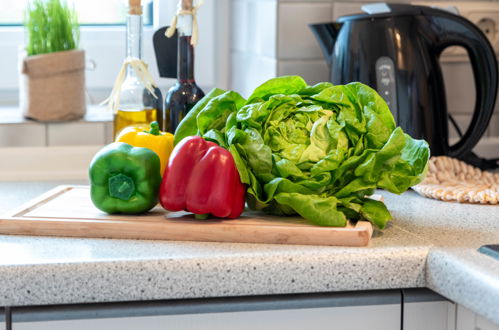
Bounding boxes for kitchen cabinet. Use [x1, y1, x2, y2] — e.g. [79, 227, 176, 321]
[10, 290, 401, 330]
[403, 292, 499, 330]
[457, 305, 477, 330]
[476, 314, 499, 330]
[12, 306, 399, 330]
[456, 305, 499, 330]
[402, 289, 455, 330]
[1, 308, 4, 330]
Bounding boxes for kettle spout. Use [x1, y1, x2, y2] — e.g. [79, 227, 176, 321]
[309, 23, 341, 66]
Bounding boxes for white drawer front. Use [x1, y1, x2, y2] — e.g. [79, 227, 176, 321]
[13, 304, 400, 330]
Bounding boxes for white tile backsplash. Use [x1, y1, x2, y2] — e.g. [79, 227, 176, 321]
[441, 61, 477, 115]
[0, 105, 112, 147]
[278, 59, 330, 84]
[254, 1, 278, 58]
[231, 0, 277, 58]
[488, 114, 499, 137]
[47, 122, 106, 146]
[231, 1, 250, 53]
[473, 137, 499, 158]
[104, 122, 114, 144]
[278, 2, 333, 59]
[231, 51, 277, 98]
[332, 2, 363, 19]
[0, 123, 46, 147]
[448, 114, 471, 139]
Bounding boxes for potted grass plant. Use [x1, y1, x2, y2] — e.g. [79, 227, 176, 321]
[20, 0, 85, 121]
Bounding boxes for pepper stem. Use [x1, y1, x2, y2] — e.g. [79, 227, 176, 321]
[148, 121, 160, 136]
[108, 174, 135, 201]
[194, 213, 210, 220]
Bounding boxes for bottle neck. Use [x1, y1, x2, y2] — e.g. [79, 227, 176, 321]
[126, 14, 143, 76]
[177, 14, 195, 83]
[177, 36, 195, 83]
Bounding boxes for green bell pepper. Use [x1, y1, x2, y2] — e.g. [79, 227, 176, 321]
[89, 142, 162, 214]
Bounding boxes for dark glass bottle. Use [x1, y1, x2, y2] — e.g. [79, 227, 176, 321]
[164, 10, 204, 133]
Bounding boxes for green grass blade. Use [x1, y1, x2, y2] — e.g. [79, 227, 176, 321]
[24, 0, 80, 56]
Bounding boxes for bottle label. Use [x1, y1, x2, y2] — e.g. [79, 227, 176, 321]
[177, 14, 193, 36]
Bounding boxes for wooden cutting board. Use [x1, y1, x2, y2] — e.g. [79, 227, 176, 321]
[0, 186, 374, 246]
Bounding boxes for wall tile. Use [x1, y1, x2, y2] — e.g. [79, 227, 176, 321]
[473, 137, 499, 159]
[231, 0, 277, 58]
[488, 114, 499, 137]
[0, 123, 46, 147]
[254, 1, 278, 58]
[448, 114, 471, 139]
[47, 122, 105, 146]
[104, 122, 114, 144]
[441, 61, 477, 115]
[332, 2, 363, 20]
[231, 52, 277, 98]
[278, 59, 329, 85]
[278, 2, 332, 59]
[231, 0, 249, 53]
[447, 113, 498, 153]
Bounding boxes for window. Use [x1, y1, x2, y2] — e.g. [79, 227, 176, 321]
[0, 0, 225, 105]
[0, 0, 153, 25]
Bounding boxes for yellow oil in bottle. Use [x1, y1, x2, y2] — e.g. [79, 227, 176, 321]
[113, 108, 158, 140]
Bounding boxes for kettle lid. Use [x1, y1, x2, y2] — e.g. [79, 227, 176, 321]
[337, 3, 438, 22]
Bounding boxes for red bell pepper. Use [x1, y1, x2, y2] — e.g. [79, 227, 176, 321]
[159, 136, 246, 218]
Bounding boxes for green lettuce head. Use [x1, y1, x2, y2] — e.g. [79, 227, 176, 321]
[174, 76, 430, 229]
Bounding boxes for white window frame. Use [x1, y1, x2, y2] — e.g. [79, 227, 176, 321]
[0, 0, 229, 105]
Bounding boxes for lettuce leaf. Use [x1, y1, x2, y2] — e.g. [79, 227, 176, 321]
[175, 76, 430, 229]
[174, 88, 226, 145]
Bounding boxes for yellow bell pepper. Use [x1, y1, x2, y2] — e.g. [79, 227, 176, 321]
[115, 121, 174, 176]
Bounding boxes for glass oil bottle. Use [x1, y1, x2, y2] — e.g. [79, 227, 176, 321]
[113, 0, 164, 138]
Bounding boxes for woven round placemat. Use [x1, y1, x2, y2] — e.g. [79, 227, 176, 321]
[412, 156, 499, 204]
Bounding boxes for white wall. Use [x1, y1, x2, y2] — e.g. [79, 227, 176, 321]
[230, 0, 278, 99]
[230, 0, 499, 158]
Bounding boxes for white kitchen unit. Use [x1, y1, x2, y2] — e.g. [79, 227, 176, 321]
[403, 289, 456, 330]
[456, 305, 499, 330]
[476, 314, 499, 330]
[12, 306, 399, 330]
[11, 291, 401, 330]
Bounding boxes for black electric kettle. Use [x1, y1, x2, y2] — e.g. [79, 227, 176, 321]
[310, 3, 498, 169]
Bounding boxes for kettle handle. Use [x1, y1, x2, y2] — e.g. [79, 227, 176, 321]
[430, 12, 498, 158]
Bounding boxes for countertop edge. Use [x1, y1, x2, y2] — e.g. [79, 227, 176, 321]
[426, 247, 499, 326]
[0, 245, 428, 307]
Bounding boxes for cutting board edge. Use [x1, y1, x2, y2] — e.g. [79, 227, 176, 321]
[0, 217, 372, 247]
[0, 185, 374, 247]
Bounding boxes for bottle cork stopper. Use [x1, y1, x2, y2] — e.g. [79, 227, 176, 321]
[129, 0, 142, 15]
[181, 0, 193, 11]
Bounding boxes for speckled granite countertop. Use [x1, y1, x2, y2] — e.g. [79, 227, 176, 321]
[0, 181, 498, 324]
